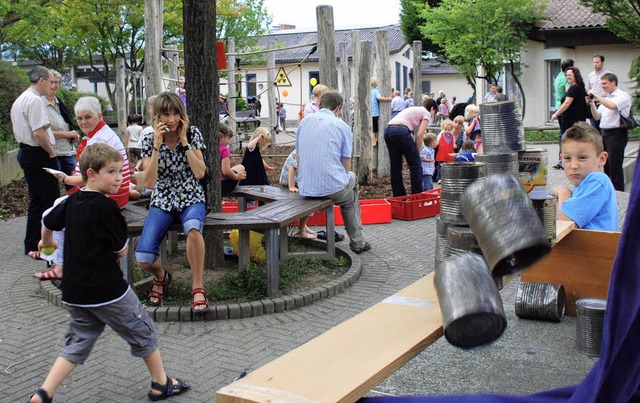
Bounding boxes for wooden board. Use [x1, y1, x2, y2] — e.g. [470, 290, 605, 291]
[216, 273, 443, 403]
[521, 228, 620, 316]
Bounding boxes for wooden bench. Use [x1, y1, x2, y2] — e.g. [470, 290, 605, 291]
[216, 272, 444, 403]
[121, 186, 335, 297]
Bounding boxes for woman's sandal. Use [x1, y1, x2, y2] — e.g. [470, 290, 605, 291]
[30, 388, 52, 403]
[33, 267, 62, 280]
[147, 270, 172, 307]
[192, 288, 210, 314]
[148, 375, 189, 401]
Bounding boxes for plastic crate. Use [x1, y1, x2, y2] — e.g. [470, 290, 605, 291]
[386, 189, 441, 220]
[221, 201, 257, 213]
[305, 199, 392, 226]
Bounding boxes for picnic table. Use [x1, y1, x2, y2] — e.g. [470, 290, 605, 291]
[121, 185, 335, 297]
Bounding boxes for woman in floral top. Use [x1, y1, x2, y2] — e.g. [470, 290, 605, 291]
[135, 92, 210, 314]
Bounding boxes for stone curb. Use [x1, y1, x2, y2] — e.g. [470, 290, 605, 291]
[38, 241, 363, 322]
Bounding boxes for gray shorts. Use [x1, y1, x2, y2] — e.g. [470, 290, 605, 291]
[60, 288, 159, 365]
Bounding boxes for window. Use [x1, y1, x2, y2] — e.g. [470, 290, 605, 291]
[422, 80, 431, 94]
[395, 62, 401, 92]
[403, 65, 408, 93]
[309, 71, 320, 96]
[547, 60, 561, 121]
[246, 74, 257, 99]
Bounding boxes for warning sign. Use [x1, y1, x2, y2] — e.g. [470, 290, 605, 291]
[275, 67, 291, 86]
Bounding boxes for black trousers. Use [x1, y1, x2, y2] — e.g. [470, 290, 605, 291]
[600, 128, 628, 192]
[384, 125, 423, 197]
[17, 144, 60, 254]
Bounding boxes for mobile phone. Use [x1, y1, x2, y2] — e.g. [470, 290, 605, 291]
[588, 93, 595, 99]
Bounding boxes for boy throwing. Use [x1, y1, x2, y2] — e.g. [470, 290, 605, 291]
[31, 143, 188, 402]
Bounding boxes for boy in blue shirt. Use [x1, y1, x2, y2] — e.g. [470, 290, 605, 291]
[551, 122, 618, 231]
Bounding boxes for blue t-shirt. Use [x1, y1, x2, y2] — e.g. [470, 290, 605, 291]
[562, 172, 618, 231]
[455, 151, 475, 162]
[371, 88, 382, 117]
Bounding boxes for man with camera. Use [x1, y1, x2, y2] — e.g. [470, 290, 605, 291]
[588, 72, 632, 191]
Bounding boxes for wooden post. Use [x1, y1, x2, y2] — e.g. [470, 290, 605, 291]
[316, 6, 338, 89]
[351, 30, 362, 173]
[376, 30, 391, 177]
[267, 41, 278, 133]
[339, 42, 352, 126]
[144, 0, 164, 96]
[115, 58, 127, 140]
[226, 37, 237, 134]
[412, 41, 422, 108]
[356, 41, 373, 185]
[167, 44, 179, 93]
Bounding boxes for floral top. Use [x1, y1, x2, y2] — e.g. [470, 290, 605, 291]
[141, 125, 206, 211]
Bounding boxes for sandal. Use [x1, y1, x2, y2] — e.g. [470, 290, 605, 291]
[148, 375, 189, 401]
[192, 288, 210, 314]
[33, 267, 62, 280]
[147, 270, 172, 307]
[30, 388, 52, 403]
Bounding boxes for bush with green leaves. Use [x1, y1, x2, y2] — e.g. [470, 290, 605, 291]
[0, 62, 29, 148]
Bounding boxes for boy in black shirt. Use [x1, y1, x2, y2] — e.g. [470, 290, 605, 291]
[30, 143, 189, 402]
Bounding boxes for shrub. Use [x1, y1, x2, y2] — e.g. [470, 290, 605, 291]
[0, 62, 29, 144]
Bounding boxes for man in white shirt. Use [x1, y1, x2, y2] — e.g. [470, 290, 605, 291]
[296, 91, 370, 254]
[390, 90, 406, 119]
[586, 55, 611, 129]
[588, 72, 632, 191]
[10, 66, 59, 255]
[484, 84, 498, 103]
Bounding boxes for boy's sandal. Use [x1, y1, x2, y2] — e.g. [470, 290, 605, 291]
[192, 288, 210, 314]
[147, 270, 172, 307]
[30, 388, 53, 403]
[148, 375, 190, 401]
[33, 268, 62, 280]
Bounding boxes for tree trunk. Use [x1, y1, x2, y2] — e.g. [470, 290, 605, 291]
[507, 59, 526, 118]
[316, 6, 338, 89]
[356, 41, 373, 185]
[376, 30, 391, 177]
[183, 0, 223, 267]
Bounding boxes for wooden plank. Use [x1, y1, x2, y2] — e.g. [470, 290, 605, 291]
[216, 273, 443, 403]
[555, 220, 575, 244]
[521, 229, 619, 316]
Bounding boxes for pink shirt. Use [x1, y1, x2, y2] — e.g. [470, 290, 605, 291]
[388, 106, 432, 130]
[219, 145, 231, 180]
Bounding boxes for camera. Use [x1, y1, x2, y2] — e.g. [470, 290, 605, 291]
[588, 93, 595, 100]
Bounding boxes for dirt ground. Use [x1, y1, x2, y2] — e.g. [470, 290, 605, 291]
[0, 144, 414, 219]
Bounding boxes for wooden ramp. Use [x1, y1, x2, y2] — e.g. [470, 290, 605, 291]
[216, 272, 443, 403]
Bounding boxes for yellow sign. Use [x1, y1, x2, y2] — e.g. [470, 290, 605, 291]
[275, 67, 291, 86]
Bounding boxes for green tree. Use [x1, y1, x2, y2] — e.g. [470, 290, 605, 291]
[0, 61, 28, 145]
[216, 0, 271, 46]
[399, 0, 442, 54]
[0, 0, 56, 59]
[418, 0, 545, 117]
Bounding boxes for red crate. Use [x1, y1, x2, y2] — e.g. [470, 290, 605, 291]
[386, 190, 441, 220]
[221, 201, 257, 213]
[305, 199, 392, 226]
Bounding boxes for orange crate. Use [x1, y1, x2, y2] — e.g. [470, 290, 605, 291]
[386, 190, 441, 220]
[305, 199, 392, 226]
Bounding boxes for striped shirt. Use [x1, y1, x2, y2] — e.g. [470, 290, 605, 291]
[72, 121, 130, 208]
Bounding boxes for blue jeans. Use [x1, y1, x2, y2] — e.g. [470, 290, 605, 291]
[135, 203, 206, 264]
[57, 155, 76, 190]
[422, 175, 433, 191]
[384, 125, 423, 197]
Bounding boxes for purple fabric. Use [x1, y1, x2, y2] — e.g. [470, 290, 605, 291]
[362, 153, 640, 403]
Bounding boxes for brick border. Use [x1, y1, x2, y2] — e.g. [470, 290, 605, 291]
[39, 241, 362, 322]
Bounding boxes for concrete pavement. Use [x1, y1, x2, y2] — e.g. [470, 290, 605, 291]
[0, 141, 636, 402]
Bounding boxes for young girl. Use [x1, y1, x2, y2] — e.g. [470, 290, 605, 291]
[240, 127, 275, 186]
[219, 123, 246, 195]
[452, 115, 466, 148]
[420, 133, 437, 191]
[435, 119, 457, 182]
[463, 104, 483, 154]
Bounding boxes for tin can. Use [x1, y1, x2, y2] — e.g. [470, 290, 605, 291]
[518, 149, 548, 199]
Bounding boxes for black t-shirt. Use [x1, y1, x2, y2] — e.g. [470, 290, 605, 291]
[43, 190, 128, 305]
[561, 83, 587, 130]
